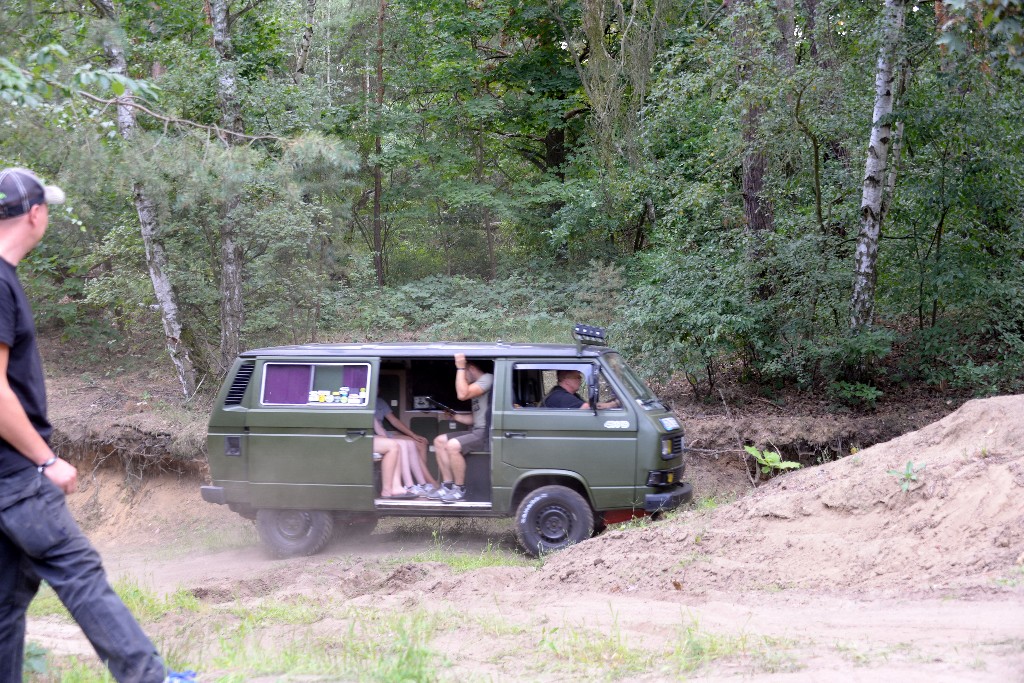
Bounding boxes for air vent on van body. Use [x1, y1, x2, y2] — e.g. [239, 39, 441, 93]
[224, 362, 255, 406]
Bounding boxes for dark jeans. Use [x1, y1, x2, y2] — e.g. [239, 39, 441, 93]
[0, 467, 166, 683]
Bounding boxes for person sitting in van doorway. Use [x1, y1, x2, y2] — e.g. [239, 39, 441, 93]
[542, 370, 620, 409]
[374, 398, 438, 495]
[429, 354, 493, 504]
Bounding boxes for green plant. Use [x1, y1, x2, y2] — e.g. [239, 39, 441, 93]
[406, 531, 538, 572]
[744, 446, 802, 475]
[23, 642, 48, 678]
[887, 461, 926, 492]
[829, 381, 884, 408]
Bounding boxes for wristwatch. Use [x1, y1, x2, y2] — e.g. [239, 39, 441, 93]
[37, 455, 58, 473]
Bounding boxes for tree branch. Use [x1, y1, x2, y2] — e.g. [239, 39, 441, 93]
[75, 91, 282, 145]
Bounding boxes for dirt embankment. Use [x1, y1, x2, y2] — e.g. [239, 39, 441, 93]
[535, 395, 1024, 598]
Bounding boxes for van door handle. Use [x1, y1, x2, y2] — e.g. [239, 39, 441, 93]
[345, 429, 367, 441]
[504, 432, 527, 438]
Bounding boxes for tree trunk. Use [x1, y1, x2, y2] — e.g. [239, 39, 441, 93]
[211, 0, 245, 370]
[372, 0, 388, 287]
[850, 0, 907, 333]
[95, 0, 198, 398]
[293, 0, 317, 84]
[735, 3, 774, 237]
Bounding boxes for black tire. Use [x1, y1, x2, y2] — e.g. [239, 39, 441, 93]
[335, 512, 378, 537]
[514, 485, 594, 557]
[256, 509, 334, 557]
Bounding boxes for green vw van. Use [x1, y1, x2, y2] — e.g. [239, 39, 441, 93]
[202, 326, 692, 557]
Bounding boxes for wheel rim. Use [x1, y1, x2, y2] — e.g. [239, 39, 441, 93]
[276, 511, 312, 540]
[536, 503, 573, 545]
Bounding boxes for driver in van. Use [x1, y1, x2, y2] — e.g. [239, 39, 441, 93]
[428, 354, 493, 504]
[542, 370, 620, 409]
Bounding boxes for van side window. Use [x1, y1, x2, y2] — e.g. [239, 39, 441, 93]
[511, 363, 598, 409]
[261, 363, 371, 406]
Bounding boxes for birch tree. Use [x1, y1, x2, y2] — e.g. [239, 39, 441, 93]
[850, 0, 907, 332]
[90, 0, 198, 398]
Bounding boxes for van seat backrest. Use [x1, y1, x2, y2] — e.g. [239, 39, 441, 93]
[409, 417, 439, 442]
[514, 375, 542, 407]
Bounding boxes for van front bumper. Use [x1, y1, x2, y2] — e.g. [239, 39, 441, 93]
[644, 482, 693, 513]
[201, 485, 226, 505]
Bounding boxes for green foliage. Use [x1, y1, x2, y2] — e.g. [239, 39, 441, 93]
[743, 446, 802, 476]
[887, 461, 926, 492]
[23, 642, 48, 677]
[829, 381, 884, 409]
[333, 269, 584, 342]
[940, 0, 1024, 71]
[0, 0, 1020, 400]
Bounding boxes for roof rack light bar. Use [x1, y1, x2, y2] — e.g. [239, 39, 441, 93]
[572, 324, 607, 352]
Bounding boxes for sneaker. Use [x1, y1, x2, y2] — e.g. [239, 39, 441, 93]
[426, 483, 452, 500]
[440, 485, 466, 504]
[164, 671, 197, 682]
[408, 482, 439, 497]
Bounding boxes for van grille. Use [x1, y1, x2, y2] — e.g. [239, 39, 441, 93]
[669, 434, 684, 456]
[224, 362, 255, 406]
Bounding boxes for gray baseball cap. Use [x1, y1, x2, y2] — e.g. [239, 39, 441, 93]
[0, 167, 66, 219]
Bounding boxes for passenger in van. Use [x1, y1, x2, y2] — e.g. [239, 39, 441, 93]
[428, 354, 493, 504]
[541, 370, 620, 410]
[374, 398, 439, 496]
[373, 431, 413, 499]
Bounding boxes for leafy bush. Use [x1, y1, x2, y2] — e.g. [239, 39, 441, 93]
[828, 381, 884, 408]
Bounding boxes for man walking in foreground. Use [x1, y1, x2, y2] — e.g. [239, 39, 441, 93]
[0, 168, 192, 682]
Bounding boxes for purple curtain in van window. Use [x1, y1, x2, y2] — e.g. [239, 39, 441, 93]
[263, 364, 312, 404]
[343, 365, 368, 393]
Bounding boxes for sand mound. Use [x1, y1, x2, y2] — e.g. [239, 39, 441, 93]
[536, 395, 1024, 597]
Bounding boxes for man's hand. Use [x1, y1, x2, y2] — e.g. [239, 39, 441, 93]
[454, 353, 467, 369]
[45, 458, 78, 494]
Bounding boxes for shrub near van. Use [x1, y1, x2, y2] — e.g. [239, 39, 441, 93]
[202, 325, 692, 557]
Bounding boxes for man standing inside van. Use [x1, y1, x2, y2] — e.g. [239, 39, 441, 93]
[429, 354, 493, 504]
[0, 168, 182, 682]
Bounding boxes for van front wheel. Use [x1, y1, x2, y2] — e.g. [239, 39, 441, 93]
[515, 485, 594, 557]
[256, 509, 334, 557]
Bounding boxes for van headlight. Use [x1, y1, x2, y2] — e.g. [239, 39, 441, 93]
[661, 434, 683, 460]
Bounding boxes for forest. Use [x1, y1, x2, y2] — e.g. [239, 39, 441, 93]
[2, 0, 1022, 403]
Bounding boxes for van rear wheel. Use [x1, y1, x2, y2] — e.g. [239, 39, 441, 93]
[515, 485, 594, 557]
[256, 509, 334, 557]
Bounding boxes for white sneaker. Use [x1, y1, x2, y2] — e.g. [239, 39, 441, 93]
[440, 485, 466, 504]
[426, 483, 451, 500]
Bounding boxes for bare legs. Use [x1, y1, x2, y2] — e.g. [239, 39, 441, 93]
[375, 436, 406, 497]
[432, 434, 466, 486]
[394, 436, 437, 488]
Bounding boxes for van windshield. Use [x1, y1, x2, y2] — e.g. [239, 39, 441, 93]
[602, 353, 662, 409]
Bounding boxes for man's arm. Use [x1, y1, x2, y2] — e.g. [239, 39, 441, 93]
[453, 353, 487, 401]
[0, 344, 77, 493]
[385, 412, 428, 443]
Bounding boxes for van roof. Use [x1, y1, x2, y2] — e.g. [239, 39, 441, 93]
[240, 342, 610, 359]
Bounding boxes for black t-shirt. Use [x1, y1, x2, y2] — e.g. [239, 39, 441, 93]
[542, 385, 585, 409]
[0, 259, 51, 477]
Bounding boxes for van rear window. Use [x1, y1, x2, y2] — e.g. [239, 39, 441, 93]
[261, 363, 371, 406]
